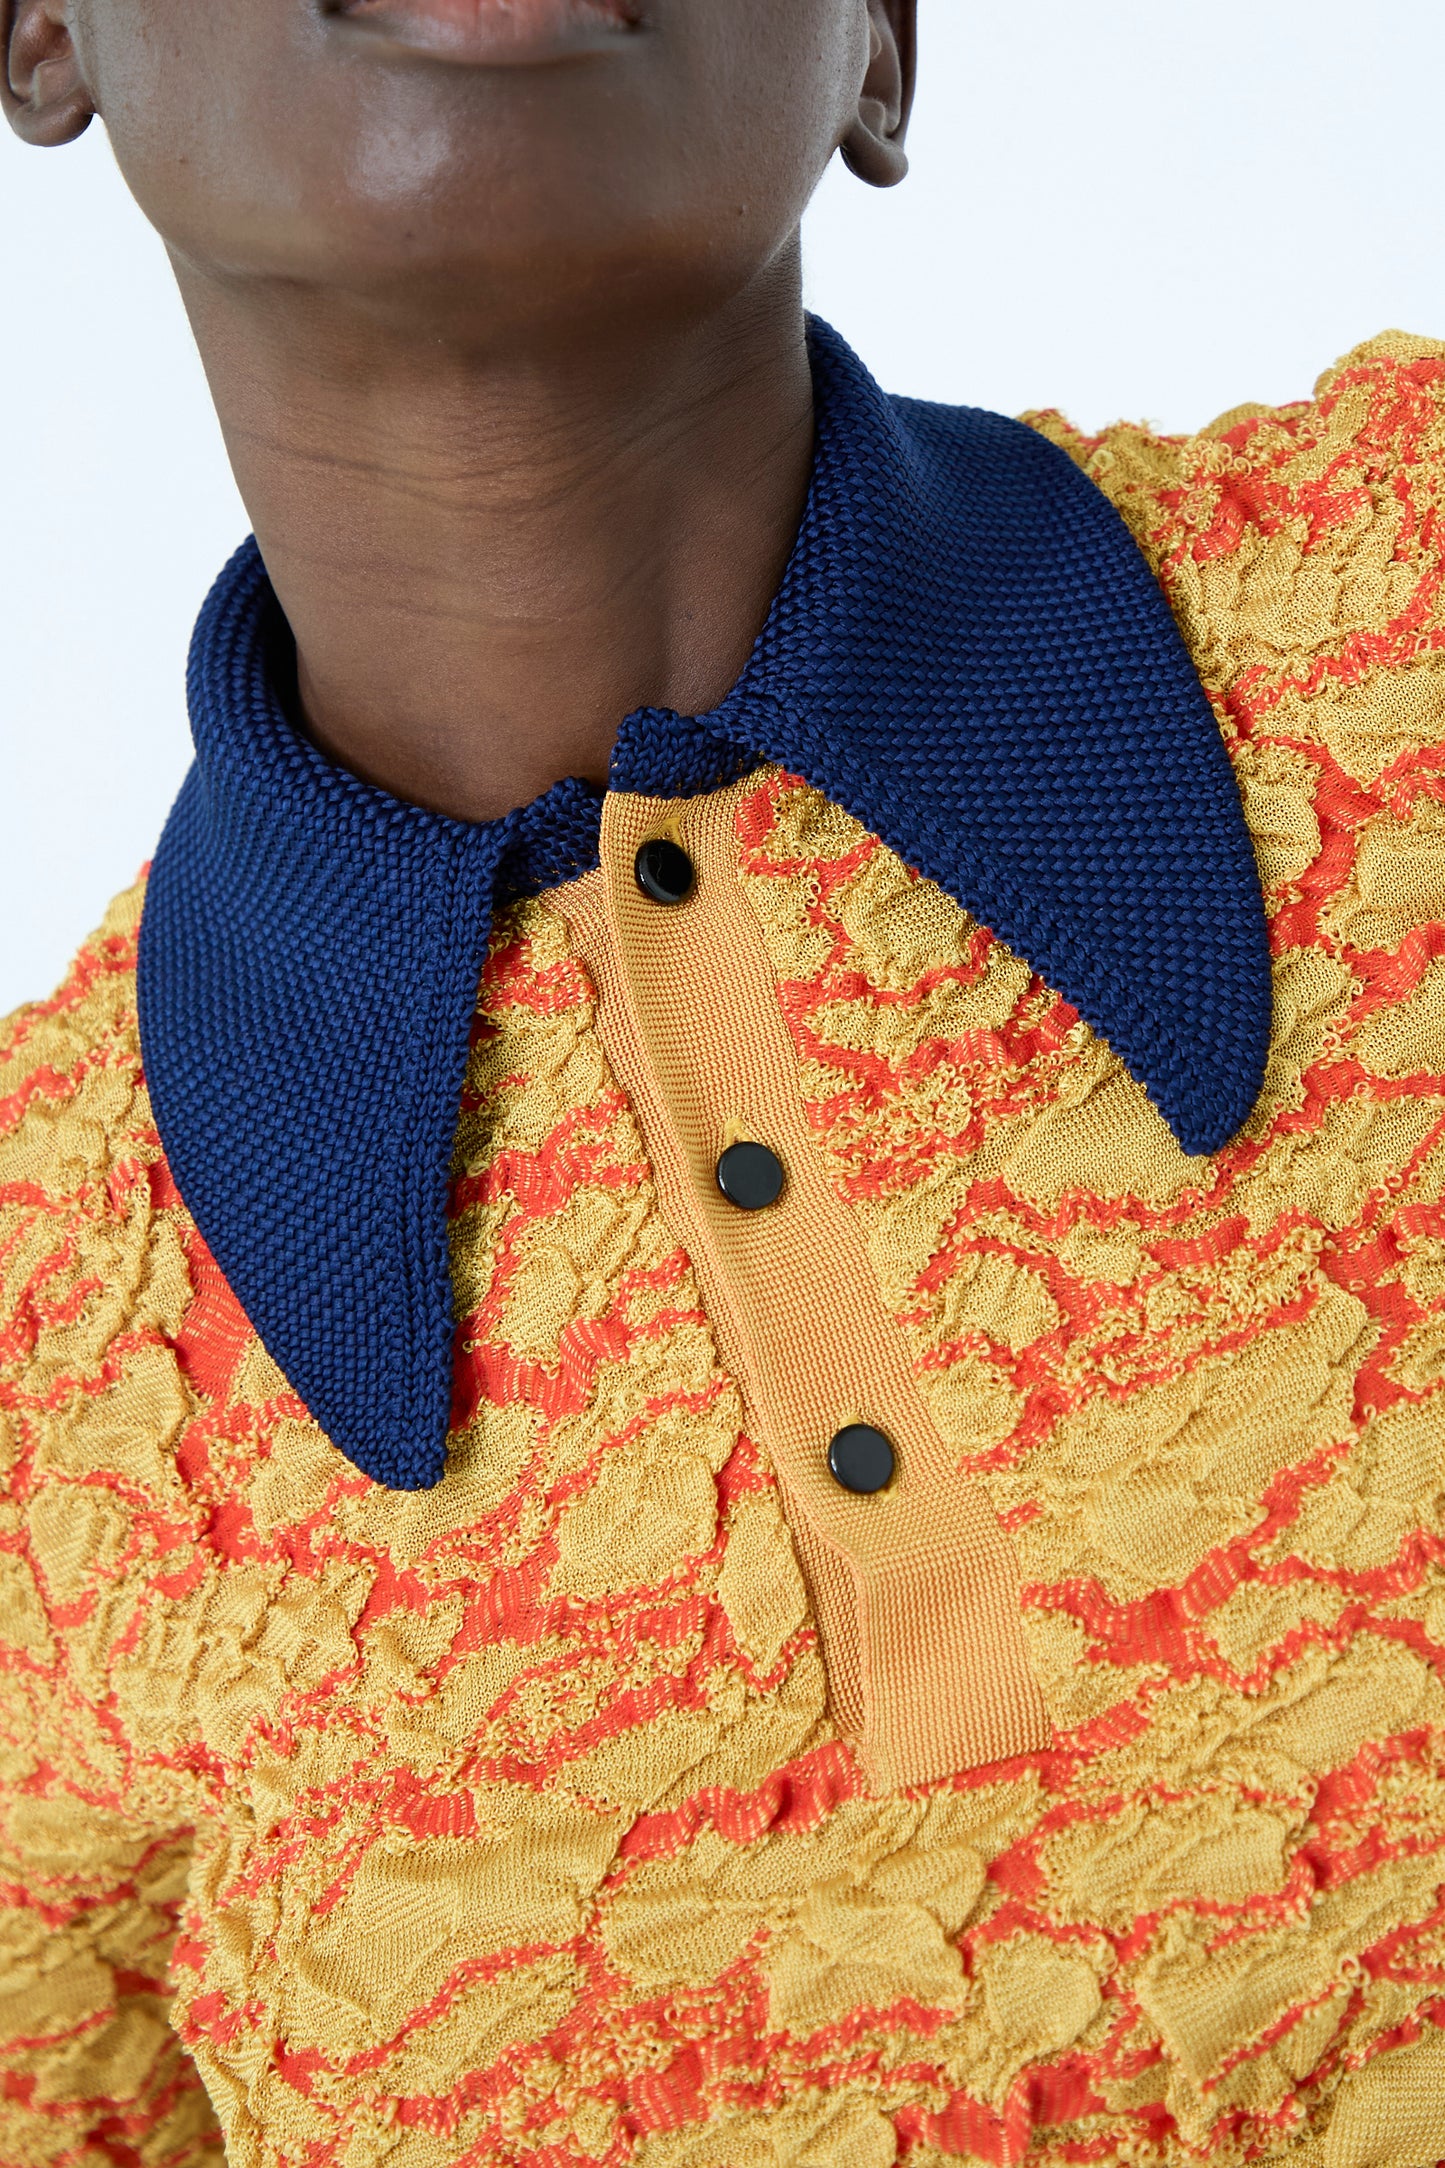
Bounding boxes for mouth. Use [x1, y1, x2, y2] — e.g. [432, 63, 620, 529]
[329, 0, 644, 66]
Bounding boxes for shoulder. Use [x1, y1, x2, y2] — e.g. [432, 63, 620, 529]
[1025, 329, 1445, 723]
[1031, 337, 1445, 1112]
[1, 876, 154, 1223]
[0, 874, 198, 1512]
[1032, 335, 1445, 970]
[2, 874, 156, 1222]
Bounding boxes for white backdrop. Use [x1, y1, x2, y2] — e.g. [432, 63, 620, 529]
[3, 0, 1442, 1014]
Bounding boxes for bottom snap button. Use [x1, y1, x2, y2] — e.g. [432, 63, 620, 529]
[827, 1424, 896, 1495]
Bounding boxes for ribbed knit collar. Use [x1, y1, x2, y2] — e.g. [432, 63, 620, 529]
[138, 319, 1270, 1491]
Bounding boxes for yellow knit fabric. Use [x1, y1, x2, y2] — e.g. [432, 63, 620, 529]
[2, 335, 1443, 2168]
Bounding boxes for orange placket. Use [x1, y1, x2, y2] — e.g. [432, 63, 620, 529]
[553, 779, 1051, 1792]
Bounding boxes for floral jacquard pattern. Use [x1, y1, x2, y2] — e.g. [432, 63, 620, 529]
[1, 334, 1443, 2168]
[0, 890, 846, 2168]
[731, 331, 1445, 2162]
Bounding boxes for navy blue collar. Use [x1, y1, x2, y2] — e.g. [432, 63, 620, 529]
[138, 320, 1270, 1491]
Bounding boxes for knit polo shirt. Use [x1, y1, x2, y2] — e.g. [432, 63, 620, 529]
[2, 326, 1443, 2168]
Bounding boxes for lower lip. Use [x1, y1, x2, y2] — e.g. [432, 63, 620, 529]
[332, 0, 642, 64]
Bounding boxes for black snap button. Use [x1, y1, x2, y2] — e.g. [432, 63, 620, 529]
[635, 837, 696, 907]
[715, 1141, 785, 1212]
[828, 1424, 896, 1495]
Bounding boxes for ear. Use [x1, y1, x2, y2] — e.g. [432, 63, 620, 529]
[840, 0, 915, 190]
[3, 0, 94, 146]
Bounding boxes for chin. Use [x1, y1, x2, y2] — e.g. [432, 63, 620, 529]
[172, 185, 771, 366]
[98, 0, 818, 349]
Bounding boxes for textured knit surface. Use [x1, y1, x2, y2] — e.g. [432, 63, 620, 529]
[136, 317, 1268, 1494]
[1, 333, 1443, 2168]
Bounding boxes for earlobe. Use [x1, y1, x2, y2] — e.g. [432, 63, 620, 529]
[3, 0, 95, 146]
[840, 0, 915, 192]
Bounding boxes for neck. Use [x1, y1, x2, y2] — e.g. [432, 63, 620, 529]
[173, 254, 816, 823]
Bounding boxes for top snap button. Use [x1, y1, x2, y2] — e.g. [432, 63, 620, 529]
[635, 837, 696, 907]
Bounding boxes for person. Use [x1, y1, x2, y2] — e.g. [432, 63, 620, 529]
[2, 3, 1443, 2164]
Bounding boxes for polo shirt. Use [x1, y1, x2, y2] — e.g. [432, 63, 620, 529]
[2, 322, 1443, 2168]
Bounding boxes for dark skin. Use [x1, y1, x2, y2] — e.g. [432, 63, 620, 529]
[4, 0, 915, 821]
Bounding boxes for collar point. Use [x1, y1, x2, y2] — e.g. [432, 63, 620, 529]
[343, 1444, 451, 1494]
